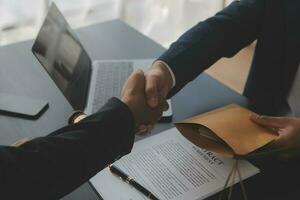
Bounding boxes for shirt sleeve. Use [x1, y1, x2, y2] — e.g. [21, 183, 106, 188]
[158, 0, 265, 97]
[156, 60, 176, 88]
[0, 97, 135, 200]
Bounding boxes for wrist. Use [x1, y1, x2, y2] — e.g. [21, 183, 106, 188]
[152, 61, 174, 91]
[121, 98, 139, 130]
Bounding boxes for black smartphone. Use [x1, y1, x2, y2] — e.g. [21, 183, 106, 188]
[0, 93, 49, 119]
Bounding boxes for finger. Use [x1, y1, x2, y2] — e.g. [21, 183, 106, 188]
[148, 106, 164, 123]
[271, 129, 297, 149]
[141, 97, 166, 126]
[145, 73, 160, 108]
[136, 129, 147, 135]
[156, 95, 169, 111]
[147, 125, 154, 133]
[122, 69, 145, 96]
[160, 84, 171, 99]
[250, 114, 288, 129]
[138, 125, 148, 132]
[11, 137, 32, 147]
[155, 111, 164, 124]
[131, 69, 145, 93]
[138, 126, 151, 135]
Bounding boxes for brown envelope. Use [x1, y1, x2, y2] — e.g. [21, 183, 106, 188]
[175, 104, 279, 158]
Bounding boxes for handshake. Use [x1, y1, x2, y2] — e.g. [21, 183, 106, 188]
[121, 61, 174, 134]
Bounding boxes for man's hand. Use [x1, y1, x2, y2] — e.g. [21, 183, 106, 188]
[121, 69, 168, 134]
[251, 114, 300, 159]
[145, 61, 173, 108]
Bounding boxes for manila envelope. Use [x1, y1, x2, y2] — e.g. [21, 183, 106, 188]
[175, 104, 279, 158]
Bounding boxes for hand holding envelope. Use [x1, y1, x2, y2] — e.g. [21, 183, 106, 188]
[251, 114, 300, 159]
[175, 104, 280, 158]
[174, 104, 300, 200]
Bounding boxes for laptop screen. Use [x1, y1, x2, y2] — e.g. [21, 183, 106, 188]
[32, 3, 91, 110]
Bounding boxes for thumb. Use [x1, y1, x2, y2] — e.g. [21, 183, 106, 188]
[157, 96, 169, 112]
[122, 69, 145, 94]
[145, 74, 160, 108]
[250, 114, 288, 129]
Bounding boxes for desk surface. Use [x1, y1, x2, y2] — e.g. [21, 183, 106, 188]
[0, 20, 249, 200]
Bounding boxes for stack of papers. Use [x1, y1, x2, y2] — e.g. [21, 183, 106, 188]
[90, 128, 259, 200]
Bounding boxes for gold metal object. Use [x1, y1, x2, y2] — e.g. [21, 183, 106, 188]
[68, 111, 87, 124]
[126, 177, 133, 183]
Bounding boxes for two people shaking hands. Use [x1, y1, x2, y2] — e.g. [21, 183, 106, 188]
[2, 0, 300, 199]
[3, 59, 300, 199]
[0, 67, 169, 199]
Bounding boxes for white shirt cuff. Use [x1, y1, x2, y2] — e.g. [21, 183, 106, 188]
[156, 60, 176, 88]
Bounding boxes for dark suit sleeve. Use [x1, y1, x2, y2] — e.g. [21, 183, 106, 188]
[0, 98, 135, 200]
[158, 0, 265, 97]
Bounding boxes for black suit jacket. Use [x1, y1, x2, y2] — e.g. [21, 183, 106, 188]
[159, 0, 300, 115]
[0, 98, 135, 199]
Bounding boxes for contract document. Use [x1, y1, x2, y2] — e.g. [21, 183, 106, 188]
[90, 128, 259, 200]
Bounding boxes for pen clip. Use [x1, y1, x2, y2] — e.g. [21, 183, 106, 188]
[126, 177, 133, 183]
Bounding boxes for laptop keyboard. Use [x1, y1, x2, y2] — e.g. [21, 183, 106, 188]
[92, 61, 133, 112]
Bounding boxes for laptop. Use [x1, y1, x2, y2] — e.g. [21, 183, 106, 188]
[32, 3, 172, 120]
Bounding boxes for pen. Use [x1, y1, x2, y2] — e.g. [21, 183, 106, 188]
[109, 164, 159, 200]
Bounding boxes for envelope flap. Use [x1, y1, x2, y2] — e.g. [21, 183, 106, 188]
[175, 123, 235, 158]
[176, 104, 278, 156]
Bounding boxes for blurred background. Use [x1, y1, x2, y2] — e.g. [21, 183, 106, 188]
[0, 0, 235, 47]
[0, 0, 253, 93]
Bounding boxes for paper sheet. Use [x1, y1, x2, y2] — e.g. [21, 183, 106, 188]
[90, 128, 259, 200]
